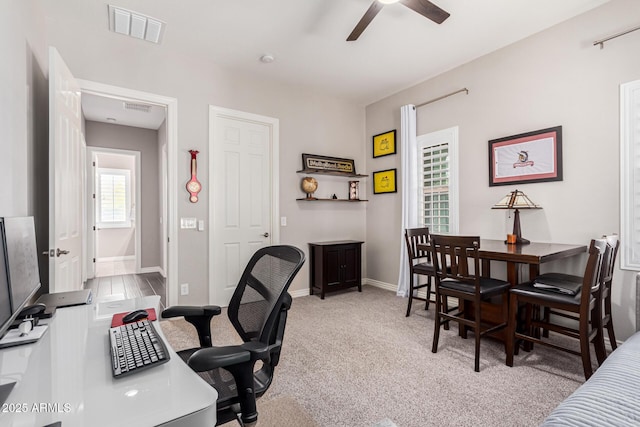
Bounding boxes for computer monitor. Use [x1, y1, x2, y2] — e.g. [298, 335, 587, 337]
[0, 217, 41, 340]
[0, 220, 13, 340]
[4, 217, 41, 312]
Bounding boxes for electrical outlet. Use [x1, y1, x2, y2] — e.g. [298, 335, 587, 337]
[180, 283, 189, 296]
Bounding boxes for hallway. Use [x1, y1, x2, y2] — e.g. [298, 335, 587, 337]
[84, 273, 166, 310]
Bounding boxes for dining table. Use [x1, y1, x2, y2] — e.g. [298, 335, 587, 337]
[417, 238, 587, 286]
[416, 238, 588, 340]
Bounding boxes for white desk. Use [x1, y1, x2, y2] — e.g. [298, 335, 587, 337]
[0, 296, 217, 426]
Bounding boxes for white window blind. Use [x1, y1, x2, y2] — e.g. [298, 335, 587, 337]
[97, 168, 131, 228]
[417, 127, 459, 234]
[422, 143, 450, 233]
[621, 80, 640, 270]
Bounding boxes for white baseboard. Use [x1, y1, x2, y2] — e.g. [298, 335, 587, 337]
[96, 255, 135, 262]
[365, 278, 397, 293]
[289, 279, 402, 298]
[289, 288, 310, 299]
[365, 278, 441, 303]
[289, 279, 428, 299]
[139, 266, 163, 274]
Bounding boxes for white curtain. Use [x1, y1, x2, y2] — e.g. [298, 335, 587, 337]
[397, 104, 418, 297]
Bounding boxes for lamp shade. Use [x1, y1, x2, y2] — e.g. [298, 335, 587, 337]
[492, 189, 541, 210]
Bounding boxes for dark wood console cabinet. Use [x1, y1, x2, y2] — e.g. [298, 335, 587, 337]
[309, 240, 363, 299]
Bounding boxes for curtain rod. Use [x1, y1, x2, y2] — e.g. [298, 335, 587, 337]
[415, 88, 469, 108]
[594, 24, 640, 49]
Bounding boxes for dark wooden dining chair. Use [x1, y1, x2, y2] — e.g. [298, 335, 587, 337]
[429, 235, 511, 372]
[506, 239, 607, 380]
[404, 228, 437, 317]
[601, 234, 620, 350]
[539, 234, 619, 355]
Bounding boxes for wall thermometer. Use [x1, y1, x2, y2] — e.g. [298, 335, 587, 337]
[186, 150, 201, 203]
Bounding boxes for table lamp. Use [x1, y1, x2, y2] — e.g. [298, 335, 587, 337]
[492, 189, 541, 245]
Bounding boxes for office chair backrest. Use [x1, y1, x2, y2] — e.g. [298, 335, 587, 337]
[228, 245, 305, 344]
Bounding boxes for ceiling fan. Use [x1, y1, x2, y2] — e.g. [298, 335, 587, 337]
[347, 0, 450, 41]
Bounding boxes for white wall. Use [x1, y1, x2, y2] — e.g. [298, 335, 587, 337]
[42, 7, 366, 303]
[365, 0, 640, 341]
[0, 0, 49, 288]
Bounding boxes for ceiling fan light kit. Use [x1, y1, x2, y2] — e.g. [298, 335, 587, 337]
[347, 0, 450, 41]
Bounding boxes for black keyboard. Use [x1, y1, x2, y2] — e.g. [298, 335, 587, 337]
[109, 319, 170, 378]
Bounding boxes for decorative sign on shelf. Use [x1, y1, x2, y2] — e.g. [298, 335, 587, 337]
[301, 153, 356, 174]
[186, 150, 202, 203]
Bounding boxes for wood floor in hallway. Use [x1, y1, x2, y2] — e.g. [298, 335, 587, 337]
[84, 273, 166, 310]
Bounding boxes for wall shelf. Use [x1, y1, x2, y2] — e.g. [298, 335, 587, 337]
[296, 198, 368, 202]
[296, 169, 368, 178]
[297, 164, 367, 202]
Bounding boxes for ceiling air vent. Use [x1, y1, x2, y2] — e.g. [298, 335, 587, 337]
[123, 102, 152, 113]
[108, 5, 165, 44]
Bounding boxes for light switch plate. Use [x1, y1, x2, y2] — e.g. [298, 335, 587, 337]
[180, 218, 197, 229]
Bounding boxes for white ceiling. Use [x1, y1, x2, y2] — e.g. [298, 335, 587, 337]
[59, 0, 610, 127]
[82, 92, 166, 130]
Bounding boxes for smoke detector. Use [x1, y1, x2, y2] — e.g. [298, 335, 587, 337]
[260, 54, 275, 64]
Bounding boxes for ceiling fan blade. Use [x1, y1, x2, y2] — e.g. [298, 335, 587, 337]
[400, 0, 450, 24]
[347, 1, 384, 41]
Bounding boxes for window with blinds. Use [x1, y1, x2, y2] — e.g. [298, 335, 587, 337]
[621, 80, 640, 270]
[422, 144, 450, 233]
[97, 168, 131, 228]
[417, 127, 459, 235]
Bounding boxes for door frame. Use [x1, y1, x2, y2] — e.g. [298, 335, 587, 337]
[77, 79, 179, 307]
[208, 106, 280, 306]
[86, 147, 141, 278]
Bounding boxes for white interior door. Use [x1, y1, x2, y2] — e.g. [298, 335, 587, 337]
[48, 47, 84, 292]
[209, 106, 279, 306]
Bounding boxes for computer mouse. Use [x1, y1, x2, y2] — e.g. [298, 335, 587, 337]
[122, 309, 149, 324]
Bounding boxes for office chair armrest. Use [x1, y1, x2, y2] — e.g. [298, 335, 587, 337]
[161, 305, 221, 347]
[161, 305, 221, 318]
[241, 341, 272, 361]
[187, 346, 251, 372]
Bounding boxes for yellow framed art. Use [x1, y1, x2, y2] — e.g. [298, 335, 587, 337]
[372, 130, 396, 158]
[373, 168, 397, 194]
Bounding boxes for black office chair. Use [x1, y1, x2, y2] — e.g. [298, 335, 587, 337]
[162, 245, 305, 426]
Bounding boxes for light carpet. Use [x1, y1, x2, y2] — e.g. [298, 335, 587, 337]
[161, 285, 591, 427]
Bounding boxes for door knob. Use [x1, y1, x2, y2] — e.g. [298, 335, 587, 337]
[262, 232, 270, 238]
[56, 248, 70, 257]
